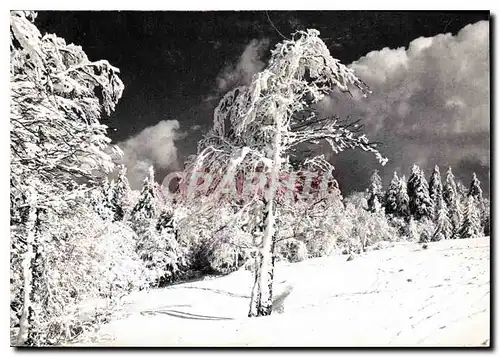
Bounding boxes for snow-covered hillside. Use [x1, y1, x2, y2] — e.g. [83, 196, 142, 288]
[73, 237, 490, 347]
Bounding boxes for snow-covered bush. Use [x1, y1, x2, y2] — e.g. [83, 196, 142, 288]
[204, 225, 253, 274]
[414, 218, 436, 243]
[388, 216, 410, 237]
[11, 199, 149, 346]
[135, 222, 179, 286]
[276, 238, 308, 263]
[176, 200, 227, 272]
[278, 186, 345, 259]
[333, 197, 399, 254]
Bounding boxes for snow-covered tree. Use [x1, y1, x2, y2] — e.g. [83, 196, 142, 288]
[108, 165, 132, 222]
[395, 175, 410, 219]
[482, 198, 490, 237]
[432, 197, 452, 241]
[467, 172, 483, 202]
[284, 185, 344, 258]
[428, 165, 443, 221]
[367, 170, 383, 213]
[443, 167, 463, 238]
[185, 29, 386, 317]
[456, 180, 468, 202]
[88, 177, 113, 221]
[384, 171, 399, 216]
[156, 209, 177, 237]
[276, 238, 308, 263]
[205, 224, 254, 274]
[136, 224, 182, 287]
[10, 11, 124, 345]
[407, 165, 432, 220]
[10, 11, 123, 199]
[131, 166, 161, 224]
[449, 198, 464, 239]
[459, 195, 482, 239]
[467, 172, 485, 227]
[131, 168, 183, 286]
[443, 167, 457, 208]
[15, 185, 40, 346]
[416, 218, 435, 243]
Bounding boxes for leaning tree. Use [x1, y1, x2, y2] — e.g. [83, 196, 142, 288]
[184, 29, 387, 317]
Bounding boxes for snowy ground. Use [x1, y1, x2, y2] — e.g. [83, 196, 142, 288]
[74, 237, 490, 347]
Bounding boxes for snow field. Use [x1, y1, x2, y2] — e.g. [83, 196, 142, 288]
[74, 237, 490, 347]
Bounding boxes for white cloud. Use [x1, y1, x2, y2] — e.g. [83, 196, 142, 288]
[322, 21, 489, 193]
[215, 38, 270, 92]
[116, 120, 184, 189]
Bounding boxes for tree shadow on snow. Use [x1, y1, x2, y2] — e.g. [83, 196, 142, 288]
[170, 285, 250, 299]
[140, 308, 233, 321]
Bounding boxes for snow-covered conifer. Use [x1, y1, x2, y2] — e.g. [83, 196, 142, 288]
[367, 170, 384, 213]
[467, 172, 485, 228]
[88, 178, 113, 221]
[131, 166, 161, 224]
[467, 172, 483, 202]
[108, 165, 132, 222]
[432, 197, 452, 241]
[132, 168, 182, 286]
[407, 165, 432, 220]
[443, 167, 457, 208]
[459, 195, 482, 239]
[428, 165, 443, 221]
[483, 199, 491, 237]
[456, 180, 468, 202]
[384, 171, 399, 216]
[396, 175, 410, 219]
[136, 222, 182, 287]
[443, 167, 463, 238]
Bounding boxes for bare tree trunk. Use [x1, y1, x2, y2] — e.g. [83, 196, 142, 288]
[248, 128, 282, 317]
[257, 230, 276, 316]
[17, 188, 37, 346]
[248, 252, 261, 317]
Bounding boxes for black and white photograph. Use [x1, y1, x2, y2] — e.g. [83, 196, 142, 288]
[9, 8, 491, 347]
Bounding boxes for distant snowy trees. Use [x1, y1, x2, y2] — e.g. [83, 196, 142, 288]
[372, 164, 488, 241]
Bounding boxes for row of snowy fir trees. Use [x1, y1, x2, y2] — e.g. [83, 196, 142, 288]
[366, 164, 489, 241]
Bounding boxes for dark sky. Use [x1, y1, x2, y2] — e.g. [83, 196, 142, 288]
[35, 11, 490, 195]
